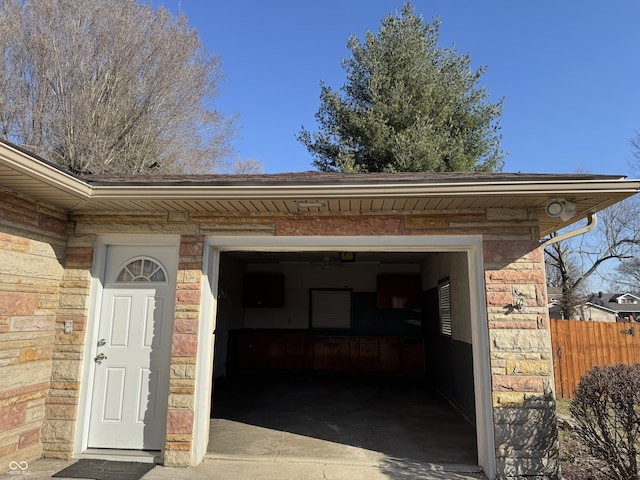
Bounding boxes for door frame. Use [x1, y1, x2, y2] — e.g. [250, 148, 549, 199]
[197, 235, 495, 478]
[75, 235, 180, 459]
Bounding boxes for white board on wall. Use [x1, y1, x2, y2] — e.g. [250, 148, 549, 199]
[310, 289, 351, 329]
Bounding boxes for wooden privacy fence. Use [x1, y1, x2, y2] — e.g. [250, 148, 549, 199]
[550, 319, 640, 399]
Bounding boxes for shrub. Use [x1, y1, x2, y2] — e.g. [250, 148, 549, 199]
[570, 364, 640, 480]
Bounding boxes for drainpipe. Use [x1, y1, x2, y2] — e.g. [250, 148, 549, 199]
[539, 213, 597, 248]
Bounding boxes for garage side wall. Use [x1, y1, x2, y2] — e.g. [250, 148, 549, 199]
[0, 187, 68, 471]
[483, 212, 558, 479]
[421, 252, 475, 421]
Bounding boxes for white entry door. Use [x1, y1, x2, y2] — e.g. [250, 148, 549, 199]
[88, 245, 177, 450]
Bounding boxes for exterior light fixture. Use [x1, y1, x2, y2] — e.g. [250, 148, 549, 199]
[295, 200, 327, 208]
[513, 297, 524, 311]
[545, 199, 576, 221]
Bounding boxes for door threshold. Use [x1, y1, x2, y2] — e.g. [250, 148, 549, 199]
[80, 448, 162, 464]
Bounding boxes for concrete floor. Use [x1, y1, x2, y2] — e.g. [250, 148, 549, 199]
[207, 375, 484, 478]
[1, 375, 487, 480]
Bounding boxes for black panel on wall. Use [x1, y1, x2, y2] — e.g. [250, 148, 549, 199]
[351, 292, 422, 335]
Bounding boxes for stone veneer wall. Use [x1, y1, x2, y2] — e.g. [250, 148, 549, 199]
[41, 232, 94, 459]
[65, 208, 558, 478]
[0, 187, 68, 472]
[164, 235, 204, 466]
[484, 237, 559, 479]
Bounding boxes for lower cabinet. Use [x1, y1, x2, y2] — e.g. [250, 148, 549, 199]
[355, 336, 380, 372]
[379, 336, 402, 373]
[314, 336, 350, 371]
[235, 332, 424, 375]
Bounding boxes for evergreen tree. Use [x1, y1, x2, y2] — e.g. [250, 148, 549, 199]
[298, 1, 504, 173]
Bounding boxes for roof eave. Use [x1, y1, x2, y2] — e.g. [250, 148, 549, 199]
[0, 141, 92, 202]
[89, 178, 640, 200]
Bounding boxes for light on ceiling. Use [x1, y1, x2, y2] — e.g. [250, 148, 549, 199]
[295, 200, 327, 208]
[545, 199, 577, 221]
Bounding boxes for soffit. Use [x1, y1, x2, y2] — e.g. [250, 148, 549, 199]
[80, 176, 639, 237]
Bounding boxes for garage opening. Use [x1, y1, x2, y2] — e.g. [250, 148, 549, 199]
[207, 248, 483, 473]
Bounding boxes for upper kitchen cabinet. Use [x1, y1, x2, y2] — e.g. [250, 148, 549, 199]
[376, 274, 421, 309]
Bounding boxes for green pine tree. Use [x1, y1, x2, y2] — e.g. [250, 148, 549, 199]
[298, 1, 505, 173]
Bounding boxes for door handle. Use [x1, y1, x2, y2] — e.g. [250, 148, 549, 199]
[94, 353, 108, 363]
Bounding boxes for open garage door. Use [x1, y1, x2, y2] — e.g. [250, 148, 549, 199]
[206, 246, 486, 475]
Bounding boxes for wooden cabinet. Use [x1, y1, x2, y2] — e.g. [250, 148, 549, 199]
[313, 336, 349, 371]
[236, 333, 312, 371]
[285, 334, 313, 370]
[379, 336, 402, 373]
[242, 273, 284, 308]
[376, 274, 421, 309]
[234, 332, 424, 376]
[356, 336, 380, 372]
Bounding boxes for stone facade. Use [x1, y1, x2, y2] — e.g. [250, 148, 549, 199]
[164, 235, 204, 466]
[483, 215, 559, 479]
[41, 233, 94, 460]
[0, 187, 66, 472]
[0, 197, 560, 478]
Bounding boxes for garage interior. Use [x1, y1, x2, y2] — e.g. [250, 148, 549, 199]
[207, 249, 481, 471]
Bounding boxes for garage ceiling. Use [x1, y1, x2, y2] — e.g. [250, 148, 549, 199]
[224, 250, 436, 265]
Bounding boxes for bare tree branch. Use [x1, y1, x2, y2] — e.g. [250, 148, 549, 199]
[545, 196, 640, 318]
[0, 0, 242, 174]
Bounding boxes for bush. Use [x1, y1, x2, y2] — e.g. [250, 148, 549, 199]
[570, 364, 640, 480]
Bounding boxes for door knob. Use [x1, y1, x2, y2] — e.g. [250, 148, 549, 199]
[94, 353, 108, 363]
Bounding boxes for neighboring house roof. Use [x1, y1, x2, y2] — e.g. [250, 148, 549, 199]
[587, 293, 640, 314]
[583, 302, 619, 315]
[1, 139, 639, 238]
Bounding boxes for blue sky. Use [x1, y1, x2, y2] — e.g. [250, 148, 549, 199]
[155, 1, 640, 176]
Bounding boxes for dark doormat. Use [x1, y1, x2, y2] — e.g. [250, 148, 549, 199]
[52, 459, 156, 480]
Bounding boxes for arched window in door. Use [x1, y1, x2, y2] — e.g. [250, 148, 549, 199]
[114, 257, 167, 283]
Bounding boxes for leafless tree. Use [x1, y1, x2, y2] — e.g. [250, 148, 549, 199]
[229, 157, 264, 174]
[631, 132, 640, 175]
[609, 259, 640, 294]
[545, 240, 585, 319]
[544, 197, 640, 319]
[0, 0, 237, 175]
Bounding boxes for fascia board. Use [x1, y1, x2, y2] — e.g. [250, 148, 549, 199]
[618, 293, 640, 301]
[89, 179, 640, 200]
[0, 142, 92, 199]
